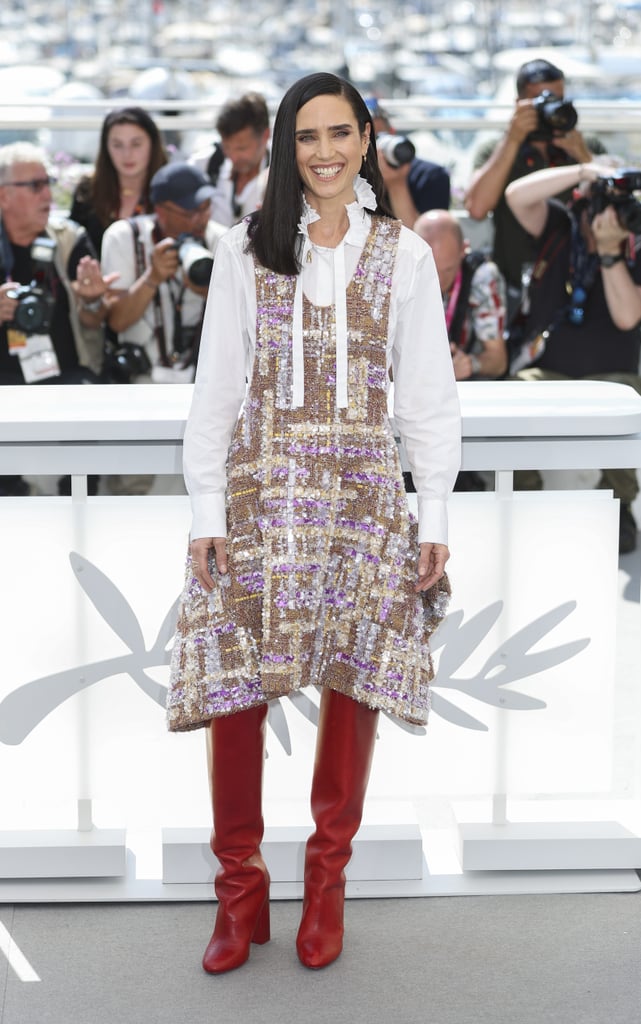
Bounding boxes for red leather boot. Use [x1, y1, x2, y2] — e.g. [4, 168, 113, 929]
[202, 703, 270, 974]
[296, 688, 379, 969]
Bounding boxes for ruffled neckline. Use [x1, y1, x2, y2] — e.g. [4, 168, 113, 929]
[297, 174, 377, 247]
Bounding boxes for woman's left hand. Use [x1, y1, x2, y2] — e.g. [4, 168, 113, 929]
[415, 542, 450, 592]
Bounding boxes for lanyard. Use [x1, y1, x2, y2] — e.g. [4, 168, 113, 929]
[444, 267, 463, 334]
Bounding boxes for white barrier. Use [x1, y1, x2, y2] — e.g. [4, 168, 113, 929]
[0, 381, 640, 900]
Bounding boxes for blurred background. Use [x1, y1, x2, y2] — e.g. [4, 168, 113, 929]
[3, 0, 641, 206]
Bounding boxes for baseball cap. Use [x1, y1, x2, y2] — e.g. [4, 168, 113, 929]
[516, 58, 564, 95]
[150, 163, 215, 210]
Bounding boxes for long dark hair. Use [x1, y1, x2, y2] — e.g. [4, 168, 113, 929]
[247, 73, 392, 275]
[90, 107, 167, 227]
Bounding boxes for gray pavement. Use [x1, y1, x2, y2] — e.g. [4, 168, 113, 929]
[2, 891, 641, 1024]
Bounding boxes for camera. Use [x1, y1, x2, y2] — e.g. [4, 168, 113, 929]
[589, 169, 641, 234]
[6, 284, 55, 334]
[376, 132, 416, 168]
[176, 233, 213, 287]
[530, 90, 578, 140]
[103, 340, 152, 384]
[6, 235, 57, 335]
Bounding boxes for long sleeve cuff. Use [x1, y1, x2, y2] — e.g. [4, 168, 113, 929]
[189, 492, 227, 541]
[416, 496, 448, 546]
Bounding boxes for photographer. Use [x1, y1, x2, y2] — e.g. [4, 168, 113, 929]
[505, 161, 641, 553]
[366, 99, 450, 228]
[188, 92, 270, 227]
[0, 142, 117, 497]
[101, 163, 227, 385]
[414, 208, 507, 492]
[465, 59, 601, 321]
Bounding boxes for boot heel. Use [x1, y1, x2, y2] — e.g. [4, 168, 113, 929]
[252, 896, 270, 945]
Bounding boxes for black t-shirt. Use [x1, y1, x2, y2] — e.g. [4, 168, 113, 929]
[407, 158, 451, 212]
[70, 189, 106, 259]
[491, 143, 576, 290]
[523, 200, 641, 376]
[0, 232, 93, 384]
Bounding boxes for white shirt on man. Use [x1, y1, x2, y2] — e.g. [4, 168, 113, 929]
[189, 147, 269, 227]
[101, 215, 227, 373]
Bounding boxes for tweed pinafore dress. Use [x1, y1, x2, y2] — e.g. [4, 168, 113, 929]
[167, 216, 449, 730]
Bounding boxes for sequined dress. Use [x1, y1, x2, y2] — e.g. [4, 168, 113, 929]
[167, 216, 449, 730]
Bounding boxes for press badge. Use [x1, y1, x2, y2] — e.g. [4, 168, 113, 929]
[15, 333, 61, 383]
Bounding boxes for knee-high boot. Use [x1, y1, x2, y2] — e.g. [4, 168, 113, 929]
[296, 688, 379, 969]
[202, 703, 270, 974]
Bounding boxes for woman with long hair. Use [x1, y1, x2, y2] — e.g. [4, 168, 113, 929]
[70, 106, 167, 256]
[167, 72, 460, 973]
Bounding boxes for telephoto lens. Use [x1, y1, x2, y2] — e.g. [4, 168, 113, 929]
[176, 234, 214, 287]
[376, 132, 416, 168]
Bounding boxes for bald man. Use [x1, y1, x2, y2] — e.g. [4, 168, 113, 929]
[415, 210, 507, 381]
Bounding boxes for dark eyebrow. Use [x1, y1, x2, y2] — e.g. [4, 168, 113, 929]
[295, 123, 354, 136]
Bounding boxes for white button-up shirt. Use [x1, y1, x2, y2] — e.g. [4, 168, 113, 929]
[184, 188, 461, 546]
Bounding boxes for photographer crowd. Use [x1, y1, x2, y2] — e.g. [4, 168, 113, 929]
[505, 160, 641, 553]
[101, 162, 226, 385]
[0, 70, 639, 551]
[0, 141, 118, 497]
[465, 58, 600, 322]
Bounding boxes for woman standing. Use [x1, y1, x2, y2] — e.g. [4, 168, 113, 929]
[70, 106, 167, 257]
[167, 73, 460, 973]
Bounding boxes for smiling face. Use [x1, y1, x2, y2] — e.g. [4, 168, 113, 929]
[294, 94, 370, 211]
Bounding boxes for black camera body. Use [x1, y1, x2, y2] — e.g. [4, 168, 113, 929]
[589, 169, 641, 234]
[6, 235, 57, 335]
[103, 340, 152, 384]
[529, 90, 578, 140]
[376, 132, 416, 168]
[6, 283, 55, 335]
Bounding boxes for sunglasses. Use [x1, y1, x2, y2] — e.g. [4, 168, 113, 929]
[3, 176, 55, 193]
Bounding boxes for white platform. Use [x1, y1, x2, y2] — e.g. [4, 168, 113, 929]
[458, 821, 641, 872]
[161, 823, 424, 885]
[0, 829, 126, 879]
[1, 381, 640, 902]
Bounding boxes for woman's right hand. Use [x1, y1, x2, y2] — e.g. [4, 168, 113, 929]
[190, 536, 227, 593]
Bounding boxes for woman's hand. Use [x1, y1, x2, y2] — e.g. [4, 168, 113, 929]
[190, 536, 227, 593]
[415, 542, 450, 592]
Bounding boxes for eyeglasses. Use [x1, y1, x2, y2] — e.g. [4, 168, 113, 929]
[3, 176, 55, 193]
[160, 200, 210, 218]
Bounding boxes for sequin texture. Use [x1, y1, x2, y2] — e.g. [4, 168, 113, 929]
[167, 217, 450, 730]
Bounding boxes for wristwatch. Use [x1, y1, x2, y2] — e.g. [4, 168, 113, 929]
[79, 296, 103, 313]
[598, 253, 624, 268]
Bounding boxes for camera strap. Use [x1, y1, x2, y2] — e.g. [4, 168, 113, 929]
[566, 213, 599, 326]
[0, 223, 14, 281]
[447, 250, 486, 350]
[206, 143, 225, 187]
[129, 217, 186, 368]
[508, 224, 569, 373]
